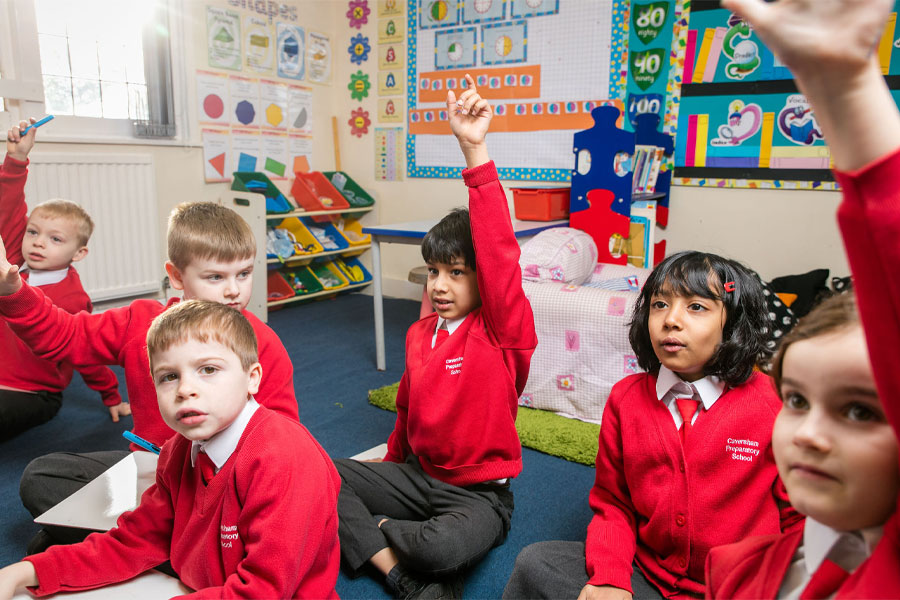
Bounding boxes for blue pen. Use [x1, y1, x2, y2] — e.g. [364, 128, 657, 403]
[123, 430, 161, 454]
[18, 115, 54, 136]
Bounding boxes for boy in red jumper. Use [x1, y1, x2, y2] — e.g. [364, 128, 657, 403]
[1, 120, 125, 441]
[0, 300, 341, 599]
[0, 199, 297, 553]
[705, 0, 900, 597]
[504, 250, 802, 600]
[334, 73, 536, 599]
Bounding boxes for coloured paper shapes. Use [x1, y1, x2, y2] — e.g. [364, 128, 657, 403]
[348, 34, 371, 65]
[348, 70, 371, 100]
[347, 0, 371, 29]
[349, 108, 371, 137]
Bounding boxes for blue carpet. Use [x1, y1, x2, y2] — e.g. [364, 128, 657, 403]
[0, 293, 596, 598]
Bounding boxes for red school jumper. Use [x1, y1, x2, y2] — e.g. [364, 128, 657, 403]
[705, 148, 900, 599]
[383, 160, 537, 486]
[0, 155, 120, 405]
[24, 406, 341, 599]
[586, 371, 802, 598]
[0, 284, 298, 451]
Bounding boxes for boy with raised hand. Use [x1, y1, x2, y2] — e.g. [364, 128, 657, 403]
[0, 300, 340, 599]
[333, 73, 537, 599]
[1, 119, 126, 441]
[0, 200, 297, 553]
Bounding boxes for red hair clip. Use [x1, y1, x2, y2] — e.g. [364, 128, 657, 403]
[724, 281, 736, 293]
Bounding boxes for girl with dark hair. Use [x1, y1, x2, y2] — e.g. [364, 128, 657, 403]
[504, 250, 801, 600]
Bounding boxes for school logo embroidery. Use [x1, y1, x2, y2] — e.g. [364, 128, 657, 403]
[725, 437, 760, 463]
[445, 356, 463, 375]
[220, 524, 239, 548]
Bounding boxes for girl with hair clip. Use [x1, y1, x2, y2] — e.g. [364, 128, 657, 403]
[504, 250, 801, 600]
[704, 0, 900, 597]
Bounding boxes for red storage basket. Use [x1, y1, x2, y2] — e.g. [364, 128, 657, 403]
[291, 171, 351, 216]
[511, 187, 570, 221]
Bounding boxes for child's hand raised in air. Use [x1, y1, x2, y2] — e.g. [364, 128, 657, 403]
[723, 0, 892, 80]
[6, 118, 37, 162]
[447, 74, 492, 168]
[0, 235, 23, 296]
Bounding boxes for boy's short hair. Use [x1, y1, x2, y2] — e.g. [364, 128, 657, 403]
[30, 200, 94, 246]
[628, 250, 769, 387]
[167, 202, 255, 271]
[770, 291, 859, 394]
[147, 300, 259, 372]
[421, 208, 476, 269]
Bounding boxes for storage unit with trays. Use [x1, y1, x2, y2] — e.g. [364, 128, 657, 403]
[220, 170, 375, 322]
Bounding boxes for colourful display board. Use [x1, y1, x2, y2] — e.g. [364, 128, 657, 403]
[674, 0, 900, 188]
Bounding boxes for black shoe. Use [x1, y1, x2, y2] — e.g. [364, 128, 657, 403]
[385, 565, 464, 600]
[25, 529, 54, 556]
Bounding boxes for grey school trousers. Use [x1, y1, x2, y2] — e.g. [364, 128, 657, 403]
[502, 541, 663, 600]
[334, 455, 514, 578]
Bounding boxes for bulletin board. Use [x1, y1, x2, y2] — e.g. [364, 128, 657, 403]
[673, 0, 900, 190]
[406, 0, 631, 181]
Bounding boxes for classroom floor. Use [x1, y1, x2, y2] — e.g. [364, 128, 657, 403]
[0, 293, 595, 599]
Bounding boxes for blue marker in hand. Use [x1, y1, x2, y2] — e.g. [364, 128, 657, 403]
[18, 115, 54, 136]
[123, 430, 161, 454]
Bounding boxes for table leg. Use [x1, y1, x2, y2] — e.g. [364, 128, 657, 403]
[371, 237, 386, 370]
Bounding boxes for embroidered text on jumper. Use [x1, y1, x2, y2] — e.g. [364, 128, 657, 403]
[725, 437, 760, 462]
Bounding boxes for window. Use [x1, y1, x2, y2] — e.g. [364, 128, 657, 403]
[0, 0, 180, 141]
[35, 0, 151, 120]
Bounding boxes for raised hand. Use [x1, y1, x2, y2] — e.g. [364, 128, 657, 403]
[0, 234, 23, 296]
[447, 74, 492, 167]
[6, 118, 37, 162]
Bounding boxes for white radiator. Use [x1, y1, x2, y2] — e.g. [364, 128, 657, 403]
[23, 153, 161, 301]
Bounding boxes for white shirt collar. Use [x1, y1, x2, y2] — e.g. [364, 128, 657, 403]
[436, 315, 466, 336]
[803, 517, 883, 575]
[655, 365, 726, 411]
[20, 265, 70, 286]
[190, 398, 259, 471]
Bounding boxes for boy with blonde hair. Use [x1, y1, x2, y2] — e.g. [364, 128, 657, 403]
[0, 192, 297, 553]
[1, 121, 124, 442]
[0, 300, 341, 599]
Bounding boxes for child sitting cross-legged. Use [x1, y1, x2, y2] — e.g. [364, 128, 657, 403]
[705, 0, 900, 597]
[1, 120, 126, 441]
[503, 251, 802, 600]
[0, 200, 297, 554]
[0, 300, 341, 599]
[333, 73, 537, 599]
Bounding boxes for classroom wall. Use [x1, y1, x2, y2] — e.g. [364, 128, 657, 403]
[19, 1, 851, 304]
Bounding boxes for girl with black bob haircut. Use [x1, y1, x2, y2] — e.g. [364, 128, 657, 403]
[628, 250, 769, 387]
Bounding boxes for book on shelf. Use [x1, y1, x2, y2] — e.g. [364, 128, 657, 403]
[631, 145, 665, 196]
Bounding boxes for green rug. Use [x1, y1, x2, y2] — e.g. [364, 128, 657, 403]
[368, 383, 599, 466]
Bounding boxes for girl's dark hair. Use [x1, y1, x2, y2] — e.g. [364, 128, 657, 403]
[628, 251, 769, 387]
[421, 208, 476, 269]
[770, 292, 859, 395]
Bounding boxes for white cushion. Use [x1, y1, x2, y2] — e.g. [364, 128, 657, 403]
[519, 227, 598, 285]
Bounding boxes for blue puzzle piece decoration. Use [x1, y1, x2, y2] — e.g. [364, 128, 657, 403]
[633, 112, 675, 226]
[571, 106, 634, 217]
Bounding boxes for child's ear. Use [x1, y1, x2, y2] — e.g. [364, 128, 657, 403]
[165, 262, 185, 291]
[70, 246, 89, 263]
[247, 362, 262, 396]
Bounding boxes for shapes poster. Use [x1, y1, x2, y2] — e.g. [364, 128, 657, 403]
[276, 23, 306, 80]
[230, 75, 260, 127]
[202, 129, 230, 182]
[243, 15, 274, 73]
[197, 71, 230, 125]
[207, 7, 241, 70]
[307, 31, 332, 84]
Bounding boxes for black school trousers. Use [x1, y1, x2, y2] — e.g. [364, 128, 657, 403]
[334, 454, 514, 578]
